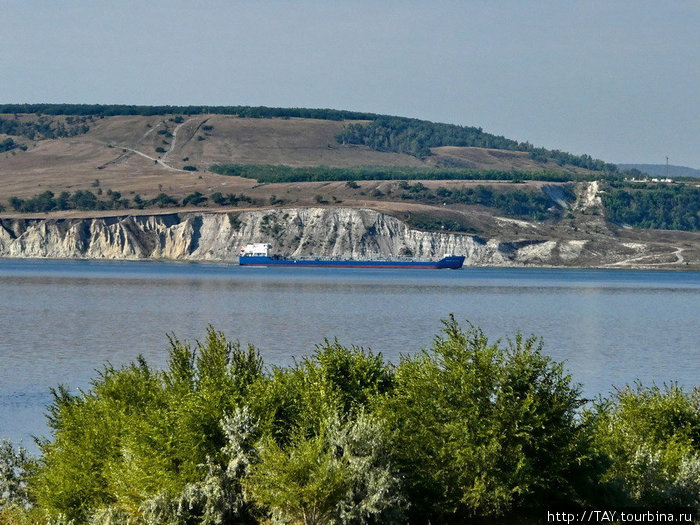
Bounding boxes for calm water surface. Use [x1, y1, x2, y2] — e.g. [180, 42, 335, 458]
[1, 258, 698, 449]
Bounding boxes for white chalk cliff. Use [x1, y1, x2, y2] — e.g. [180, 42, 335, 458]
[0, 207, 681, 267]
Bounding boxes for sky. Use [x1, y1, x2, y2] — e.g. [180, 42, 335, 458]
[2, 1, 699, 168]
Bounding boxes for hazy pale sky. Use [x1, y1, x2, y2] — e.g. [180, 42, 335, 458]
[2, 1, 699, 167]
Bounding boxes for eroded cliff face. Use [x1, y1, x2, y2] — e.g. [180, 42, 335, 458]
[0, 207, 690, 268]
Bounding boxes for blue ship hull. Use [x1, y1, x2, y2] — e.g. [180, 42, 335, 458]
[239, 255, 465, 269]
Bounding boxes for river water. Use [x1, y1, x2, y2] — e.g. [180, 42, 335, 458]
[1, 258, 698, 449]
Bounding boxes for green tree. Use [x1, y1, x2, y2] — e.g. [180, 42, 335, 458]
[210, 192, 225, 206]
[182, 192, 207, 206]
[587, 384, 700, 508]
[8, 197, 23, 211]
[149, 193, 178, 208]
[377, 316, 591, 522]
[249, 340, 392, 442]
[139, 407, 259, 525]
[31, 328, 263, 522]
[245, 412, 405, 525]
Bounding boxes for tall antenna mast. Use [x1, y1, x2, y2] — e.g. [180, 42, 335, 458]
[666, 156, 669, 179]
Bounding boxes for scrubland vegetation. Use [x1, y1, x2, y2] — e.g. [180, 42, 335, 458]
[601, 183, 700, 231]
[1, 318, 698, 524]
[4, 191, 257, 213]
[336, 118, 618, 171]
[209, 164, 586, 183]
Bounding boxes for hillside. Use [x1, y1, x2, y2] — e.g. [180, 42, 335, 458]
[0, 109, 606, 215]
[0, 107, 698, 269]
[0, 111, 602, 203]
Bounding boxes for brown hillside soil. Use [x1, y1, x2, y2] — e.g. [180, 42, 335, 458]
[0, 113, 592, 204]
[429, 146, 591, 175]
[168, 116, 428, 169]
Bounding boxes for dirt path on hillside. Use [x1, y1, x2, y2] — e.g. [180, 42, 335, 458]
[92, 119, 190, 172]
[604, 246, 686, 268]
[161, 118, 194, 164]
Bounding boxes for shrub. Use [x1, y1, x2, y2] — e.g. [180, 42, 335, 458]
[139, 407, 259, 525]
[210, 192, 225, 206]
[149, 193, 178, 208]
[30, 328, 263, 522]
[182, 192, 207, 206]
[21, 320, 698, 523]
[183, 165, 198, 172]
[248, 339, 393, 443]
[587, 384, 700, 509]
[377, 315, 591, 522]
[0, 440, 32, 511]
[8, 197, 23, 211]
[245, 412, 405, 525]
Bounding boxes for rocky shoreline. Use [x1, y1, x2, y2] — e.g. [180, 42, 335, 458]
[0, 207, 697, 269]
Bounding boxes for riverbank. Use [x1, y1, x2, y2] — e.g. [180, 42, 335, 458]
[1, 207, 698, 269]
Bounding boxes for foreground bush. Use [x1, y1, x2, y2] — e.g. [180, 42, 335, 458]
[587, 383, 700, 508]
[377, 316, 594, 522]
[245, 412, 405, 525]
[0, 320, 697, 524]
[31, 329, 263, 523]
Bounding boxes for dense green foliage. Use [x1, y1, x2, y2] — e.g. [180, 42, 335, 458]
[586, 384, 700, 507]
[376, 319, 592, 521]
[396, 181, 575, 221]
[7, 190, 134, 213]
[0, 104, 379, 121]
[0, 115, 91, 140]
[33, 330, 264, 523]
[337, 118, 523, 157]
[2, 320, 697, 524]
[4, 191, 256, 213]
[528, 148, 618, 172]
[336, 118, 619, 171]
[182, 192, 207, 206]
[0, 138, 25, 153]
[601, 183, 700, 231]
[210, 163, 589, 183]
[210, 165, 575, 221]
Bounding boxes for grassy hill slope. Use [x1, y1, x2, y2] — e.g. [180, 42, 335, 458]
[1, 108, 697, 245]
[0, 111, 597, 205]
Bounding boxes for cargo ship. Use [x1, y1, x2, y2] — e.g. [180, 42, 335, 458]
[238, 244, 465, 269]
